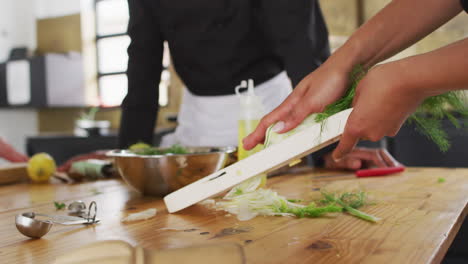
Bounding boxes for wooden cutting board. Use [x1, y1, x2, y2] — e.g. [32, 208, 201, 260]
[0, 163, 29, 185]
[1, 167, 467, 264]
[53, 240, 245, 264]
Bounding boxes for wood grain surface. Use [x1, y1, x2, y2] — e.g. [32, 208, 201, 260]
[0, 163, 29, 186]
[0, 167, 467, 264]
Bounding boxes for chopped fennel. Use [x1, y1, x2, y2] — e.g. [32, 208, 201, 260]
[122, 208, 157, 222]
[215, 188, 377, 222]
[216, 189, 343, 221]
[217, 189, 301, 221]
[224, 175, 264, 199]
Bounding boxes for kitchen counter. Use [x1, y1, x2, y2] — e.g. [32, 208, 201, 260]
[0, 167, 467, 263]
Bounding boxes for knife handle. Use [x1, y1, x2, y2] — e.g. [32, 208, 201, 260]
[356, 166, 405, 177]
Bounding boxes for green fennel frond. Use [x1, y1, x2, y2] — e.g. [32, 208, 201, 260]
[314, 65, 468, 152]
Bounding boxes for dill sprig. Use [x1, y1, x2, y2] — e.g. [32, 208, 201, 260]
[314, 65, 468, 152]
[281, 203, 343, 218]
[279, 191, 377, 221]
[407, 91, 468, 152]
[321, 191, 380, 223]
[314, 65, 367, 123]
[54, 201, 66, 210]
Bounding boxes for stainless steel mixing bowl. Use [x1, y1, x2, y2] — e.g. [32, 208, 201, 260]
[107, 146, 236, 196]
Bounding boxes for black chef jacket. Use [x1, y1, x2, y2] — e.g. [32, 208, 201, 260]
[119, 0, 330, 148]
[461, 0, 468, 12]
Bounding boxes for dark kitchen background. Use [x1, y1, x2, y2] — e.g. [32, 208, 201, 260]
[0, 0, 467, 167]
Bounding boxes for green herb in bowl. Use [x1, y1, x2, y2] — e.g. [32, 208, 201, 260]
[129, 143, 189, 155]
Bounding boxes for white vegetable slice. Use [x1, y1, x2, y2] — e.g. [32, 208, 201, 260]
[216, 189, 301, 221]
[121, 208, 157, 222]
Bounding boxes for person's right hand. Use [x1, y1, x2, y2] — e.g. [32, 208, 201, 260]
[332, 62, 428, 161]
[243, 62, 351, 150]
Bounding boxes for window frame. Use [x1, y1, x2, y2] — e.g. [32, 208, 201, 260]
[94, 0, 170, 107]
[94, 0, 129, 107]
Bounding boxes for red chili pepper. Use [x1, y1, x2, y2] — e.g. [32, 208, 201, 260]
[355, 166, 405, 177]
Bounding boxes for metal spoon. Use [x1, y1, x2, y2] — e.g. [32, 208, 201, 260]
[15, 213, 53, 239]
[68, 200, 87, 214]
[15, 201, 99, 238]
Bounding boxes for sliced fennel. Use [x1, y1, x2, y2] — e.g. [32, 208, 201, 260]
[216, 189, 342, 221]
[264, 114, 318, 148]
[215, 188, 378, 222]
[225, 113, 320, 198]
[224, 175, 264, 199]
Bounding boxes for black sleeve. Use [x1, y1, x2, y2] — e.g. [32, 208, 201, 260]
[259, 0, 330, 87]
[461, 0, 468, 13]
[119, 0, 164, 148]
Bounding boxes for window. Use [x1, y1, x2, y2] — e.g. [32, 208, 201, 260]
[94, 0, 169, 107]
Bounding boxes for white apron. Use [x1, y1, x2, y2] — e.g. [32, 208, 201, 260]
[160, 71, 292, 147]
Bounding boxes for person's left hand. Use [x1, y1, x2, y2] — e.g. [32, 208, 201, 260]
[0, 137, 29, 163]
[324, 147, 400, 170]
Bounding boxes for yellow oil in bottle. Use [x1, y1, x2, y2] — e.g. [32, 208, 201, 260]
[238, 119, 267, 187]
[235, 79, 268, 188]
[238, 119, 263, 160]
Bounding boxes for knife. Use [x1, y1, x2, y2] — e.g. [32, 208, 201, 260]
[356, 166, 405, 177]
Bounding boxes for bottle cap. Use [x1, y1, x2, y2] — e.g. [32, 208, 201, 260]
[235, 79, 265, 119]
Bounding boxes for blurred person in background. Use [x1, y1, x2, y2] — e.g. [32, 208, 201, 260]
[0, 137, 28, 163]
[118, 0, 400, 170]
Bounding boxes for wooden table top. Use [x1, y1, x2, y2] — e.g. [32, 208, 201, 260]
[0, 167, 467, 264]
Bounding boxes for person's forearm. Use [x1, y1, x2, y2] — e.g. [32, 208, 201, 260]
[395, 37, 468, 96]
[119, 105, 159, 148]
[329, 0, 463, 70]
[118, 0, 163, 149]
[331, 37, 468, 161]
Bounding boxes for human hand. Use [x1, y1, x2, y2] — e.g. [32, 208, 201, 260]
[0, 137, 29, 163]
[332, 62, 427, 161]
[324, 147, 400, 170]
[243, 61, 351, 150]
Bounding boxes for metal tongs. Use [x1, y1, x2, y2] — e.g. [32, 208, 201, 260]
[15, 201, 99, 238]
